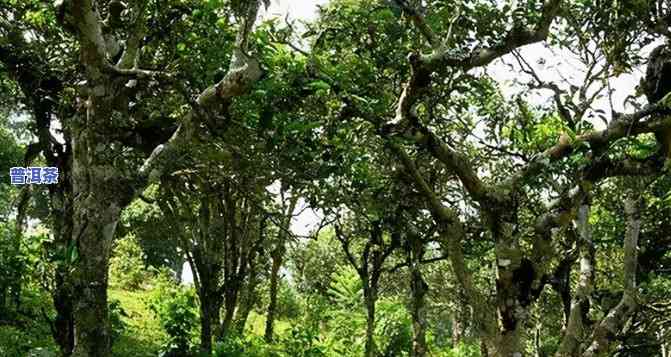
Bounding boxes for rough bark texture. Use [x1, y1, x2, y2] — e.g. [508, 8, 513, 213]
[68, 33, 134, 357]
[70, 99, 132, 357]
[556, 196, 642, 356]
[197, 252, 224, 354]
[234, 267, 258, 334]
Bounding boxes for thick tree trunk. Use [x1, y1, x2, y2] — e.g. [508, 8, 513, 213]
[69, 84, 133, 356]
[488, 213, 536, 357]
[70, 202, 121, 357]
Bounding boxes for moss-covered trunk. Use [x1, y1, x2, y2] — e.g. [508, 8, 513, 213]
[69, 74, 134, 356]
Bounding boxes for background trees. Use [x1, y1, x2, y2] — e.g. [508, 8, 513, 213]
[1, 0, 671, 356]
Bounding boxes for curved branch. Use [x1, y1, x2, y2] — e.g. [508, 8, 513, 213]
[139, 1, 263, 184]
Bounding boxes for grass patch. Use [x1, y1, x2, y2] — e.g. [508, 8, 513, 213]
[245, 310, 292, 337]
[110, 288, 165, 357]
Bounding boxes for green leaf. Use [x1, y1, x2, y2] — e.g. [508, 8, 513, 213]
[306, 80, 331, 91]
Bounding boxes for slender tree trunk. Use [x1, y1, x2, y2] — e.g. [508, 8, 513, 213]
[199, 286, 222, 355]
[51, 189, 75, 356]
[409, 236, 428, 357]
[480, 340, 489, 357]
[364, 284, 378, 357]
[410, 272, 428, 357]
[234, 302, 253, 335]
[0, 287, 5, 316]
[534, 324, 542, 357]
[235, 263, 260, 334]
[265, 194, 296, 342]
[556, 205, 594, 357]
[451, 314, 462, 347]
[583, 197, 641, 356]
[219, 285, 240, 339]
[264, 244, 284, 342]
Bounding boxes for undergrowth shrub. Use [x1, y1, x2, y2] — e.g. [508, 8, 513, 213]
[148, 269, 199, 356]
[279, 325, 327, 357]
[109, 298, 128, 345]
[110, 234, 151, 290]
[213, 332, 275, 357]
[376, 299, 412, 357]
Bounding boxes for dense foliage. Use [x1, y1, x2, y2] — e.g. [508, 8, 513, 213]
[1, 0, 671, 356]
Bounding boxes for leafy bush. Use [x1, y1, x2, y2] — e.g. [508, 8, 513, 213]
[109, 298, 128, 345]
[148, 270, 199, 356]
[110, 234, 151, 290]
[0, 326, 32, 356]
[0, 324, 57, 357]
[213, 332, 275, 357]
[443, 342, 481, 357]
[376, 299, 412, 357]
[279, 325, 327, 357]
[323, 266, 365, 355]
[276, 281, 302, 320]
[0, 223, 26, 313]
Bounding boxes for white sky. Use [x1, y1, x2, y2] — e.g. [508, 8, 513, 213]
[263, 0, 329, 22]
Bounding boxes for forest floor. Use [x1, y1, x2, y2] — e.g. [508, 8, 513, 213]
[109, 288, 164, 357]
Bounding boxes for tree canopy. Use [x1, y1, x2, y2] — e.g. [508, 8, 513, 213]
[1, 0, 671, 356]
